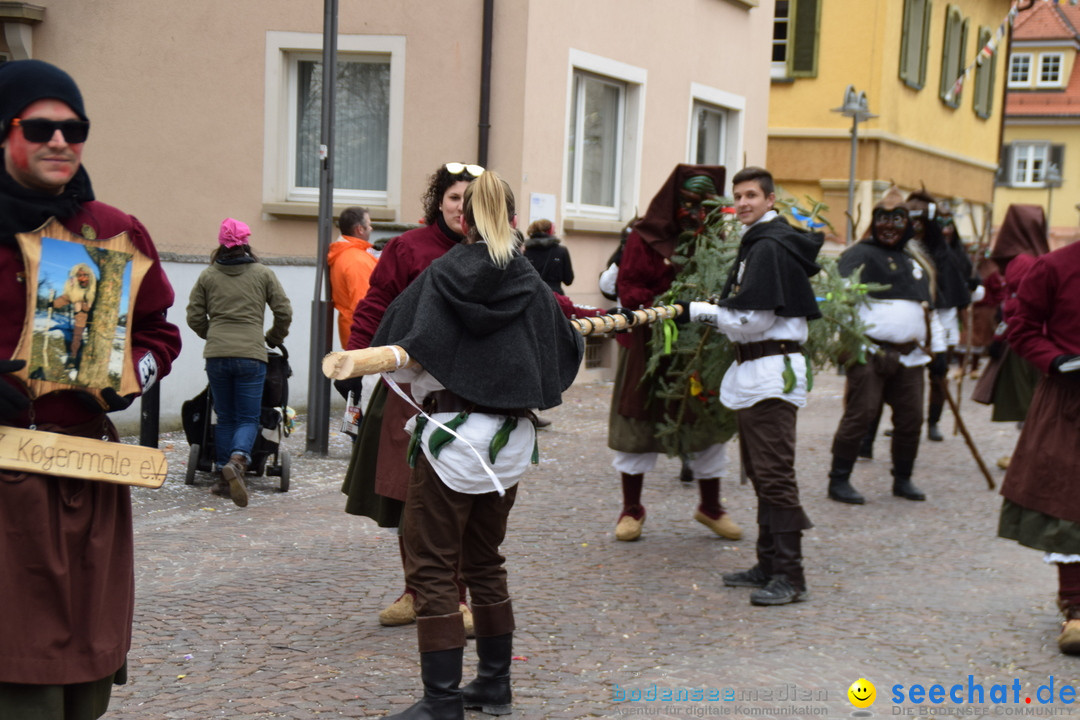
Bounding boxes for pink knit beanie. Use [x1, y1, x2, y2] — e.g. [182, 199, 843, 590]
[218, 218, 251, 247]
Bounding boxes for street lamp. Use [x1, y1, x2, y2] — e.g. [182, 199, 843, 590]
[1045, 163, 1061, 244]
[831, 85, 877, 244]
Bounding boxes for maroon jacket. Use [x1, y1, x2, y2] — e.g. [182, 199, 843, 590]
[347, 221, 459, 350]
[1007, 240, 1080, 374]
[0, 201, 181, 685]
[615, 228, 677, 347]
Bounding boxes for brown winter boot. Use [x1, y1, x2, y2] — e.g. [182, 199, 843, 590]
[222, 453, 249, 508]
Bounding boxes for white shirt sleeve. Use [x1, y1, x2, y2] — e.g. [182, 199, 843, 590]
[688, 301, 778, 336]
[929, 310, 947, 354]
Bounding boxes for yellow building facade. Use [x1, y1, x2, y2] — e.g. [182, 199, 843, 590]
[768, 0, 1013, 247]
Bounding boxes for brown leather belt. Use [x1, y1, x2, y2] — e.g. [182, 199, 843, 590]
[424, 390, 530, 418]
[733, 340, 802, 364]
[869, 338, 918, 355]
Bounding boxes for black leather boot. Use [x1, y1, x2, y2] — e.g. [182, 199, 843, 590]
[386, 648, 465, 719]
[891, 458, 926, 501]
[462, 599, 514, 715]
[749, 531, 809, 606]
[462, 634, 512, 715]
[827, 455, 864, 504]
[386, 613, 466, 720]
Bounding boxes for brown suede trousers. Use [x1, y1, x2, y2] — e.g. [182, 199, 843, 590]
[832, 351, 925, 465]
[402, 456, 518, 625]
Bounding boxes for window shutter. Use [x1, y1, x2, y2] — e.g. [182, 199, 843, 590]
[997, 144, 1014, 187]
[900, 0, 932, 89]
[918, 1, 932, 87]
[973, 27, 996, 119]
[940, 8, 967, 107]
[790, 0, 820, 77]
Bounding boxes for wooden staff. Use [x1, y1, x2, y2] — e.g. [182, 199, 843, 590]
[322, 304, 686, 380]
[942, 381, 996, 490]
[920, 315, 995, 491]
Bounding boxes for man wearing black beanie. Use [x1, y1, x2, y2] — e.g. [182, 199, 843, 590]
[0, 60, 182, 719]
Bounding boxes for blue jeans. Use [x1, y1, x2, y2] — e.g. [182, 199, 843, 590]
[206, 357, 267, 467]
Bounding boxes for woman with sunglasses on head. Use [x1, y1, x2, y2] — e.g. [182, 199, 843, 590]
[373, 169, 582, 719]
[340, 163, 483, 631]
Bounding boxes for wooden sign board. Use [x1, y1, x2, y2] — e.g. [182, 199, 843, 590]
[0, 425, 167, 488]
[13, 217, 152, 408]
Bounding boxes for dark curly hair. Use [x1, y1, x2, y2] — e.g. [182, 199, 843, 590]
[421, 164, 481, 225]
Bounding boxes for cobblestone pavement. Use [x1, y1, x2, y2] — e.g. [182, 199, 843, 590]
[108, 371, 1078, 720]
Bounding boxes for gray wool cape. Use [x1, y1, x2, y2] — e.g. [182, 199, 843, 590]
[372, 242, 583, 411]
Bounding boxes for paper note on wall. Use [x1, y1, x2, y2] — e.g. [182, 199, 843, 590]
[529, 193, 557, 229]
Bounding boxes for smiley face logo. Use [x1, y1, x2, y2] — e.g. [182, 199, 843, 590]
[848, 678, 876, 708]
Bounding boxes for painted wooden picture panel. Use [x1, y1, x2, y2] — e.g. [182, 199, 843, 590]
[14, 218, 152, 407]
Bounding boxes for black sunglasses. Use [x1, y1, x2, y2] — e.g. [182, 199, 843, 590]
[11, 117, 90, 144]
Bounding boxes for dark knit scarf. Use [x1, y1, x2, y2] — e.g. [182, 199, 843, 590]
[434, 213, 464, 244]
[216, 255, 257, 266]
[0, 150, 94, 246]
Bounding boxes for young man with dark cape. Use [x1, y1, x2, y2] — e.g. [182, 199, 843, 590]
[684, 166, 821, 606]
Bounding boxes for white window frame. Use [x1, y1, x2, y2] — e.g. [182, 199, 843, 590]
[1011, 142, 1049, 187]
[1008, 53, 1032, 88]
[564, 50, 646, 222]
[687, 85, 745, 175]
[772, 0, 790, 79]
[1037, 52, 1064, 88]
[263, 31, 405, 211]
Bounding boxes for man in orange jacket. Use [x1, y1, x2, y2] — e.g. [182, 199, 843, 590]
[328, 206, 378, 348]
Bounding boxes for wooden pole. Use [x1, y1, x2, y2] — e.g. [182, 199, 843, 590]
[942, 382, 996, 490]
[322, 304, 686, 380]
[570, 303, 683, 336]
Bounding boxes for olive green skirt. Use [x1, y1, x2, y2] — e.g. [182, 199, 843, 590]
[999, 499, 1080, 555]
[341, 381, 405, 528]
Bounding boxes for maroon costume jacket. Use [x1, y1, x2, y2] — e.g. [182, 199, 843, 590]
[1006, 241, 1080, 374]
[999, 240, 1080, 525]
[0, 202, 181, 684]
[347, 221, 459, 351]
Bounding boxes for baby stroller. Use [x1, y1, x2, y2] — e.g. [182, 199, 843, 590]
[182, 343, 293, 491]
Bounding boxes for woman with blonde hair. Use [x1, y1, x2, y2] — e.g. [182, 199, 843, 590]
[372, 170, 583, 719]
